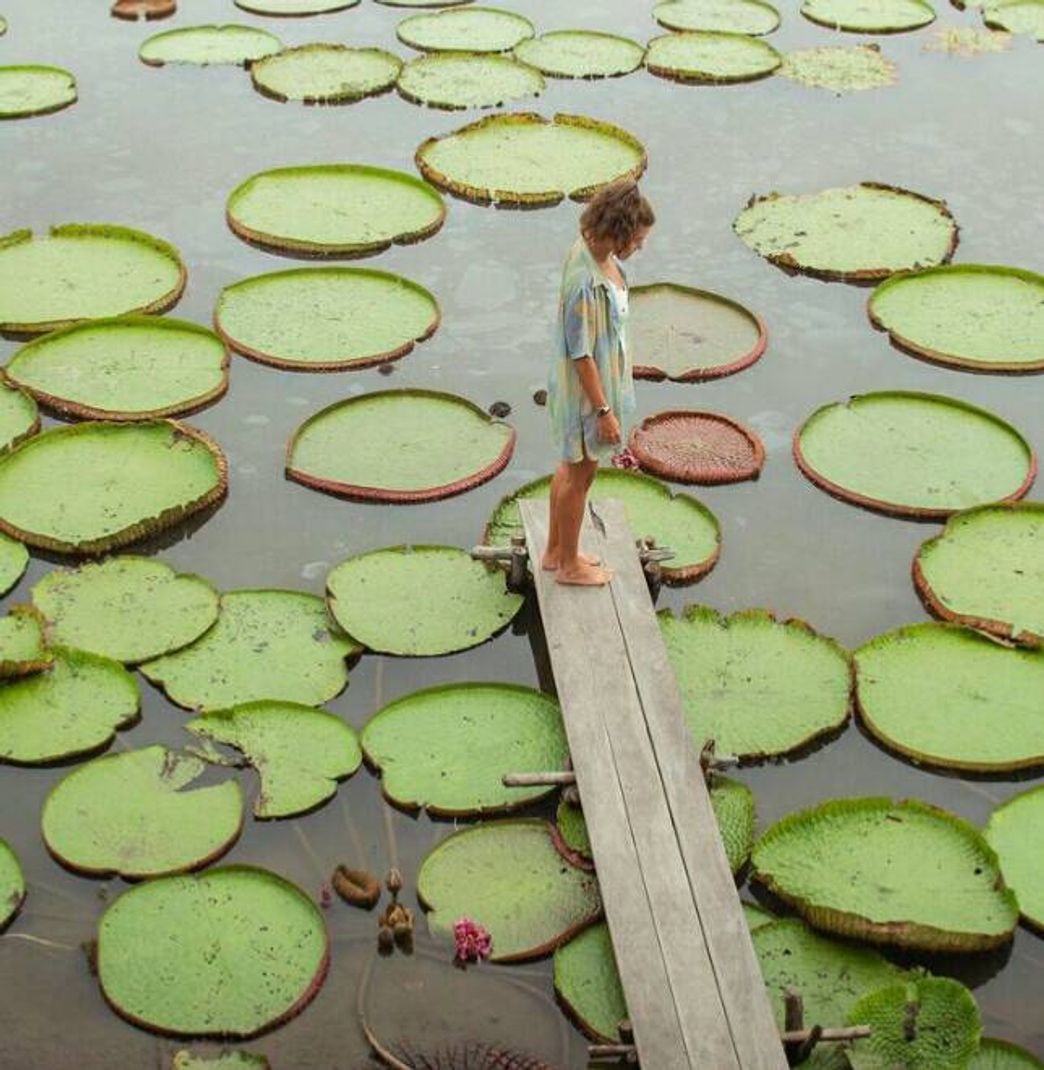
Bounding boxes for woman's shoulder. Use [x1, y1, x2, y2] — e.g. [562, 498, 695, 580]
[561, 238, 600, 295]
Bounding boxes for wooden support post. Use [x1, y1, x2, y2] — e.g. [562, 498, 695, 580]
[783, 990, 805, 1066]
[508, 534, 529, 593]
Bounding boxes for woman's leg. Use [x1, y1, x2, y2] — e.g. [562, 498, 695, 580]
[555, 457, 611, 586]
[543, 461, 600, 572]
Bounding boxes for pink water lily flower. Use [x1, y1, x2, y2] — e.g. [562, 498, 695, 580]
[611, 448, 640, 470]
[453, 917, 493, 968]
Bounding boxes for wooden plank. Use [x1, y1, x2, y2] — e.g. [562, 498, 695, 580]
[593, 499, 789, 1069]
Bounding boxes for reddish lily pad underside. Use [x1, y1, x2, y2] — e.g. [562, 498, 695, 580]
[629, 411, 766, 485]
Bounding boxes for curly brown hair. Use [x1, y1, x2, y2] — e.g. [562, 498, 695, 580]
[579, 179, 655, 250]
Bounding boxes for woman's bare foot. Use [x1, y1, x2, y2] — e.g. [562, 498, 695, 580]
[542, 550, 600, 571]
[556, 561, 613, 586]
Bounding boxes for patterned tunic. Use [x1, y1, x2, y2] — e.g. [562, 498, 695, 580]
[548, 237, 635, 463]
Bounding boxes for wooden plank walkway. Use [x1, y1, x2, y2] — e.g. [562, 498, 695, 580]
[519, 499, 787, 1070]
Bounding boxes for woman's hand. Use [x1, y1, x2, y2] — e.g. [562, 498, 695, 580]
[596, 410, 621, 445]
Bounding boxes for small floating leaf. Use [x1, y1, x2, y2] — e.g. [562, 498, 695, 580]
[0, 64, 76, 119]
[332, 865, 380, 908]
[645, 32, 782, 84]
[397, 52, 544, 110]
[0, 605, 51, 677]
[629, 411, 766, 485]
[553, 923, 626, 1042]
[971, 1039, 1044, 1069]
[654, 0, 781, 35]
[396, 7, 534, 53]
[513, 31, 645, 79]
[0, 533, 28, 597]
[781, 44, 897, 92]
[139, 25, 281, 67]
[0, 381, 38, 454]
[0, 838, 25, 928]
[984, 785, 1044, 931]
[251, 44, 401, 104]
[801, 0, 936, 32]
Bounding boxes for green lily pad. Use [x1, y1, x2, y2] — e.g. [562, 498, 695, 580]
[215, 267, 439, 372]
[0, 646, 138, 765]
[512, 31, 645, 79]
[553, 923, 626, 1042]
[0, 533, 28, 597]
[417, 818, 601, 961]
[983, 0, 1044, 35]
[140, 25, 281, 67]
[397, 52, 544, 109]
[0, 838, 25, 929]
[0, 605, 51, 677]
[0, 420, 228, 555]
[660, 606, 852, 760]
[41, 745, 242, 877]
[645, 32, 782, 84]
[326, 545, 523, 656]
[734, 183, 957, 281]
[415, 112, 646, 207]
[984, 785, 1044, 930]
[378, 0, 474, 6]
[173, 1053, 270, 1070]
[286, 390, 515, 503]
[846, 977, 980, 1069]
[802, 0, 936, 32]
[226, 164, 445, 257]
[141, 589, 356, 711]
[97, 866, 328, 1037]
[0, 224, 186, 334]
[396, 7, 534, 53]
[556, 798, 591, 860]
[362, 683, 567, 816]
[794, 391, 1036, 519]
[654, 0, 781, 35]
[5, 316, 229, 420]
[485, 468, 721, 585]
[855, 622, 1044, 772]
[186, 701, 362, 819]
[0, 64, 76, 119]
[743, 901, 776, 929]
[234, 0, 358, 13]
[629, 282, 767, 381]
[0, 381, 39, 453]
[924, 25, 1012, 51]
[251, 44, 401, 104]
[0, 17, 6, 36]
[914, 502, 1044, 646]
[868, 265, 1044, 372]
[752, 797, 1020, 951]
[31, 556, 219, 664]
[971, 1039, 1044, 1069]
[781, 44, 898, 92]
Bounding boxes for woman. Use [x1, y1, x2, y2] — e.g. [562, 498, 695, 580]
[543, 179, 655, 586]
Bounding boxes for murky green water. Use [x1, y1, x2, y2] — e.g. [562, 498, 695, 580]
[1, 0, 1041, 1065]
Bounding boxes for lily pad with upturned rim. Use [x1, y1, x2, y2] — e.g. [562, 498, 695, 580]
[186, 700, 362, 819]
[913, 502, 1043, 646]
[415, 112, 646, 207]
[793, 391, 1036, 519]
[378, 0, 474, 5]
[801, 0, 937, 32]
[326, 546, 523, 657]
[0, 605, 51, 677]
[97, 866, 329, 1037]
[141, 589, 356, 711]
[417, 818, 602, 961]
[854, 622, 1044, 773]
[173, 1053, 271, 1070]
[233, 0, 358, 14]
[286, 389, 515, 503]
[139, 25, 282, 67]
[41, 745, 243, 878]
[512, 31, 645, 79]
[0, 839, 24, 929]
[0, 64, 77, 119]
[553, 923, 626, 1042]
[0, 646, 139, 765]
[0, 420, 227, 555]
[5, 316, 230, 420]
[984, 785, 1044, 931]
[397, 52, 544, 110]
[629, 411, 766, 485]
[30, 556, 219, 664]
[226, 164, 446, 258]
[971, 1040, 1044, 1069]
[0, 533, 28, 597]
[0, 381, 38, 454]
[396, 7, 534, 53]
[645, 32, 782, 83]
[362, 683, 567, 816]
[250, 44, 401, 104]
[983, 0, 1044, 39]
[0, 224, 186, 335]
[751, 796, 1020, 951]
[654, 0, 782, 35]
[781, 44, 897, 92]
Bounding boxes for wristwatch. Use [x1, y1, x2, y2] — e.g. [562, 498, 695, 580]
[596, 404, 612, 418]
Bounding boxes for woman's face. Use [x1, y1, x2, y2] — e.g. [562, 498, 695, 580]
[616, 225, 651, 261]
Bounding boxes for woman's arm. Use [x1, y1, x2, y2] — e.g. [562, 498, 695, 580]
[574, 356, 620, 445]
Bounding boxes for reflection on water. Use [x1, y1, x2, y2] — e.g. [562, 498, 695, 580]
[1, 0, 1042, 1064]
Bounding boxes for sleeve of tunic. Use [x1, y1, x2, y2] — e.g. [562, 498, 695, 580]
[563, 281, 597, 361]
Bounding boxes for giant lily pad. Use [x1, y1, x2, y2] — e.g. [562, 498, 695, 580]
[0, 224, 186, 334]
[415, 112, 646, 207]
[734, 183, 957, 281]
[0, 647, 139, 765]
[417, 819, 601, 961]
[629, 411, 766, 485]
[5, 316, 229, 420]
[186, 701, 362, 818]
[141, 589, 356, 710]
[485, 468, 721, 585]
[794, 391, 1036, 519]
[660, 606, 852, 759]
[553, 923, 627, 1042]
[173, 1053, 270, 1070]
[984, 785, 1044, 930]
[855, 622, 1044, 772]
[556, 798, 591, 861]
[31, 556, 219, 664]
[645, 32, 783, 83]
[326, 546, 522, 656]
[378, 0, 474, 6]
[0, 605, 51, 677]
[971, 1040, 1044, 1069]
[846, 978, 981, 1069]
[0, 839, 25, 929]
[752, 797, 1020, 951]
[0, 420, 227, 555]
[781, 44, 897, 92]
[513, 31, 645, 79]
[913, 502, 1044, 646]
[233, 0, 358, 15]
[0, 64, 76, 119]
[396, 7, 534, 53]
[630, 282, 767, 382]
[97, 866, 328, 1037]
[0, 533, 28, 597]
[868, 265, 1044, 373]
[139, 25, 281, 67]
[41, 745, 242, 877]
[226, 164, 445, 257]
[287, 390, 515, 503]
[361, 683, 567, 816]
[0, 381, 39, 453]
[250, 44, 401, 104]
[983, 0, 1044, 39]
[654, 0, 782, 34]
[801, 0, 936, 31]
[215, 267, 439, 372]
[397, 52, 544, 110]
